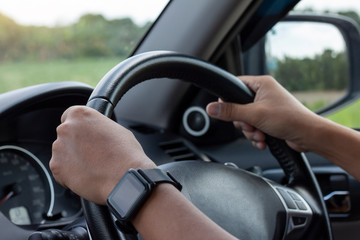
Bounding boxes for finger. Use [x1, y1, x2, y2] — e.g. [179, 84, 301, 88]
[60, 106, 75, 123]
[61, 106, 94, 123]
[252, 141, 267, 150]
[49, 152, 65, 186]
[237, 75, 272, 93]
[243, 129, 266, 142]
[206, 101, 255, 123]
[236, 76, 261, 92]
[233, 121, 255, 132]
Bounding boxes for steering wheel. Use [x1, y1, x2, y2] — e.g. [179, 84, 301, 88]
[84, 51, 332, 240]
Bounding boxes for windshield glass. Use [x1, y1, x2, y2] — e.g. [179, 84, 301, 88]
[0, 0, 168, 94]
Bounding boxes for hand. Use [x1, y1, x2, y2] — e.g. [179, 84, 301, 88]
[206, 75, 322, 152]
[50, 106, 156, 205]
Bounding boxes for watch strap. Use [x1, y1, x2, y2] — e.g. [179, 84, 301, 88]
[115, 219, 138, 235]
[138, 168, 182, 191]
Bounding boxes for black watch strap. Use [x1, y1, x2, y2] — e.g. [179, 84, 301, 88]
[138, 168, 182, 191]
[115, 219, 138, 235]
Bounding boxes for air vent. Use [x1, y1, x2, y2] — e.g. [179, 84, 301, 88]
[159, 140, 200, 161]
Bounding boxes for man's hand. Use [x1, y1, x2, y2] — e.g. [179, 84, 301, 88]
[206, 75, 322, 152]
[50, 106, 156, 205]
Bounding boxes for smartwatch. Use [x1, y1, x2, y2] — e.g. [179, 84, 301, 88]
[107, 168, 182, 234]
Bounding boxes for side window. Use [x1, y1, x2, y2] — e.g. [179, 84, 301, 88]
[264, 21, 360, 128]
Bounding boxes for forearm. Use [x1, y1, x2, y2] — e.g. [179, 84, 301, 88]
[307, 116, 360, 180]
[133, 184, 237, 240]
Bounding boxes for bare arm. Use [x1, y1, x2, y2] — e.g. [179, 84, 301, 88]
[133, 184, 236, 240]
[50, 106, 237, 240]
[206, 75, 360, 180]
[307, 118, 360, 180]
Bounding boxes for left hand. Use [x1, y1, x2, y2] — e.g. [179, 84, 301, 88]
[50, 106, 156, 205]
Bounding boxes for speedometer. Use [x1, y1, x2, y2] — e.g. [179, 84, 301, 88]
[0, 145, 55, 225]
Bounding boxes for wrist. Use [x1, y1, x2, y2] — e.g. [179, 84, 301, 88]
[99, 156, 156, 205]
[302, 114, 336, 153]
[285, 112, 326, 153]
[107, 168, 182, 234]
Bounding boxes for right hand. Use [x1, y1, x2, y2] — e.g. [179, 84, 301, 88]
[206, 75, 323, 152]
[50, 106, 156, 205]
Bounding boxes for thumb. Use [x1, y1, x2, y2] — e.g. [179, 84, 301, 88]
[206, 101, 255, 123]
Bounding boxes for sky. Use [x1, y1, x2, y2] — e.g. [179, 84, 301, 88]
[0, 0, 168, 26]
[267, 21, 346, 59]
[295, 0, 360, 12]
[0, 0, 359, 27]
[269, 0, 360, 59]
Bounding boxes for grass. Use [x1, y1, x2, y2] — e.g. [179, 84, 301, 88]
[327, 100, 360, 128]
[284, 90, 360, 128]
[300, 99, 360, 128]
[1, 58, 360, 128]
[0, 58, 124, 94]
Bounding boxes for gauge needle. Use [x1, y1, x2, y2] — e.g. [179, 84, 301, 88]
[0, 184, 21, 206]
[0, 191, 14, 206]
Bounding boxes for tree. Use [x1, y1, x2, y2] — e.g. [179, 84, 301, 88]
[274, 49, 347, 92]
[0, 12, 150, 62]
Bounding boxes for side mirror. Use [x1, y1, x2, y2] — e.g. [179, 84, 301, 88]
[244, 13, 360, 116]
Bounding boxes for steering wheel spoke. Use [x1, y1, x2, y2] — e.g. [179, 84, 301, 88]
[267, 182, 313, 239]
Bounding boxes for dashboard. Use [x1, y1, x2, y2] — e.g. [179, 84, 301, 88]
[2, 81, 360, 240]
[0, 81, 209, 233]
[0, 144, 81, 226]
[0, 82, 91, 230]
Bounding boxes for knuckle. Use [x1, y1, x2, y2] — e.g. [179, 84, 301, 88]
[261, 75, 275, 82]
[51, 138, 61, 153]
[49, 157, 57, 173]
[69, 106, 89, 118]
[50, 142, 60, 170]
[49, 158, 61, 182]
[66, 106, 93, 121]
[262, 75, 277, 86]
[56, 122, 71, 135]
[49, 155, 66, 187]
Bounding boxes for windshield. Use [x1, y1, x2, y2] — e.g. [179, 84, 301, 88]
[0, 0, 168, 94]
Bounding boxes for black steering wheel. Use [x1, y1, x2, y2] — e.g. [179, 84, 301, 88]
[84, 51, 332, 240]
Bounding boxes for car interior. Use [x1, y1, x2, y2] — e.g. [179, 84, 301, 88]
[1, 0, 360, 239]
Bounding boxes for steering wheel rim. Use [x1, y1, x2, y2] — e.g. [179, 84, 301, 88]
[84, 51, 332, 240]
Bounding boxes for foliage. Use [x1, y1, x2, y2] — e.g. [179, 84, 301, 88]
[272, 49, 348, 92]
[0, 12, 150, 62]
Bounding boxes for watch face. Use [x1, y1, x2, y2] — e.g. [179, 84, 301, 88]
[108, 171, 149, 220]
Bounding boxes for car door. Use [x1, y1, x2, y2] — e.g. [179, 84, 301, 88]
[241, 11, 360, 240]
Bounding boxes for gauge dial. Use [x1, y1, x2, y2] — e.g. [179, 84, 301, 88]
[0, 145, 54, 225]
